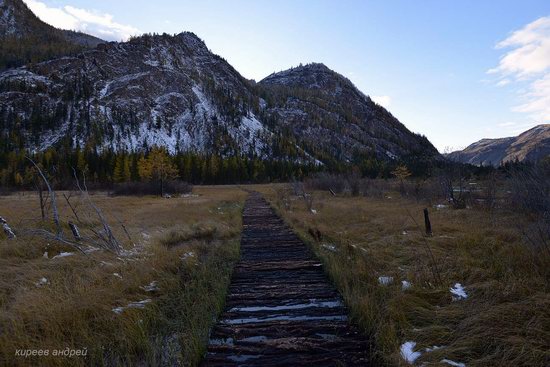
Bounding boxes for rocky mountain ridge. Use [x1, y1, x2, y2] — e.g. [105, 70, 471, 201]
[447, 124, 550, 166]
[0, 1, 440, 166]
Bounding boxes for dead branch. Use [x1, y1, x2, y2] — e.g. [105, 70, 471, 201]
[26, 156, 62, 236]
[63, 193, 81, 222]
[73, 168, 123, 253]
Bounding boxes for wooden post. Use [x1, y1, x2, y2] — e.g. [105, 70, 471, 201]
[423, 208, 432, 236]
[0, 216, 16, 239]
[68, 221, 82, 241]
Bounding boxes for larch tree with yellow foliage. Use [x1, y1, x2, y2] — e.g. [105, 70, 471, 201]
[138, 147, 179, 196]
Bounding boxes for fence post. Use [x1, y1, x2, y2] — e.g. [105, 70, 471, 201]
[423, 208, 432, 236]
[0, 216, 16, 239]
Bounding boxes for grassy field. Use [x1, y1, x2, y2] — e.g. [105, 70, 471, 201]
[255, 184, 550, 367]
[0, 186, 247, 366]
[1, 183, 549, 366]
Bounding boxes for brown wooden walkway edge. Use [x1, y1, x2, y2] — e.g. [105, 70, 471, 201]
[201, 193, 370, 366]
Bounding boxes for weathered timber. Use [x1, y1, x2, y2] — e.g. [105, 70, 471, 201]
[423, 208, 432, 236]
[202, 193, 370, 366]
[1, 216, 16, 239]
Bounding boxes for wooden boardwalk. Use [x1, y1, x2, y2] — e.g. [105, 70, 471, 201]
[202, 193, 370, 366]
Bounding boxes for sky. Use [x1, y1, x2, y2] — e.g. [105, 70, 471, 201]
[22, 0, 550, 152]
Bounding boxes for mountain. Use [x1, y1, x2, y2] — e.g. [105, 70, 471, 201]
[0, 32, 277, 158]
[0, 0, 103, 69]
[447, 124, 550, 166]
[257, 63, 438, 164]
[0, 3, 440, 167]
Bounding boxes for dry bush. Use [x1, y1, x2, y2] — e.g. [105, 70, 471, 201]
[304, 172, 347, 194]
[508, 165, 550, 256]
[274, 185, 291, 211]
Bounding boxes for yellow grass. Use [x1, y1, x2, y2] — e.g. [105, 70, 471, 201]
[256, 184, 550, 366]
[0, 186, 247, 366]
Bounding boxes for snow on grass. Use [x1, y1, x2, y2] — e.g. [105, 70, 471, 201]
[112, 299, 152, 314]
[141, 281, 159, 292]
[181, 251, 195, 261]
[450, 283, 468, 300]
[402, 280, 412, 290]
[378, 276, 394, 286]
[321, 244, 337, 252]
[441, 359, 466, 367]
[425, 345, 444, 352]
[400, 341, 422, 364]
[35, 277, 49, 287]
[52, 252, 74, 259]
[113, 273, 123, 279]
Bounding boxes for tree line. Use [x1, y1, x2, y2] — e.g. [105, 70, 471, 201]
[0, 146, 322, 189]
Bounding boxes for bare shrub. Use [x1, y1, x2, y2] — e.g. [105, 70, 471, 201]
[508, 164, 550, 255]
[435, 160, 470, 209]
[274, 185, 291, 211]
[303, 193, 315, 213]
[290, 180, 305, 196]
[304, 173, 347, 194]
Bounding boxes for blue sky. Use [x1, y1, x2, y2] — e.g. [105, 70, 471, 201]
[24, 0, 550, 151]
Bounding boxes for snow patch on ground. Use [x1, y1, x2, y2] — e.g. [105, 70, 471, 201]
[181, 251, 195, 261]
[141, 281, 159, 292]
[441, 359, 466, 367]
[450, 283, 468, 300]
[400, 341, 421, 364]
[35, 277, 49, 287]
[112, 299, 152, 314]
[52, 252, 74, 259]
[425, 345, 444, 352]
[378, 276, 394, 285]
[321, 244, 336, 252]
[402, 280, 412, 290]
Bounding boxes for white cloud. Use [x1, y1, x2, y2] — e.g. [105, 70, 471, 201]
[23, 0, 140, 41]
[496, 78, 510, 87]
[490, 16, 550, 122]
[371, 95, 391, 108]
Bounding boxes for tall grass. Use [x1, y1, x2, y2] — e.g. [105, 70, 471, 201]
[0, 187, 246, 366]
[258, 183, 550, 366]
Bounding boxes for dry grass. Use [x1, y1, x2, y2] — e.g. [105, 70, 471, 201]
[0, 186, 247, 366]
[255, 184, 550, 367]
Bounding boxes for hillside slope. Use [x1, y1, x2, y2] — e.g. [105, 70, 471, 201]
[258, 63, 438, 164]
[0, 32, 275, 157]
[0, 0, 103, 69]
[0, 2, 441, 166]
[447, 124, 550, 166]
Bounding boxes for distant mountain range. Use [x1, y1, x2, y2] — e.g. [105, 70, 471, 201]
[0, 0, 439, 166]
[447, 124, 550, 166]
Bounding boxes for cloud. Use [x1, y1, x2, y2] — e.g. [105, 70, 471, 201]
[23, 0, 140, 41]
[371, 95, 392, 108]
[496, 78, 510, 87]
[489, 16, 550, 122]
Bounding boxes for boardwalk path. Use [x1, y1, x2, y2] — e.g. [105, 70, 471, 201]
[202, 193, 370, 366]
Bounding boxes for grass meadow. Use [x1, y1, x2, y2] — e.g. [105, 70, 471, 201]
[0, 186, 246, 366]
[255, 183, 550, 367]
